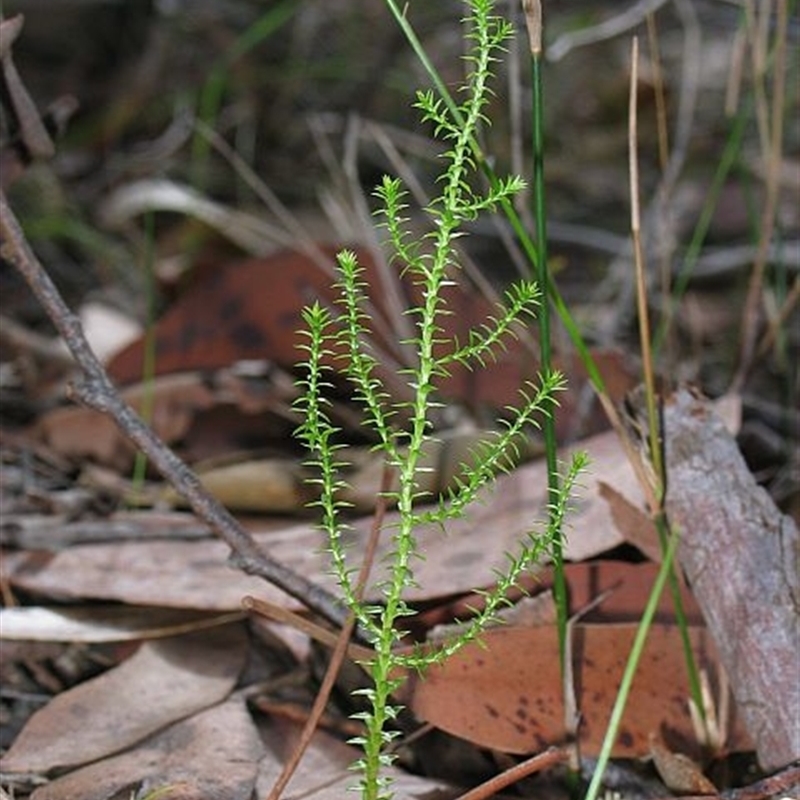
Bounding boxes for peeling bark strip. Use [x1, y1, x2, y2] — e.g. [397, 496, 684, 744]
[660, 389, 799, 770]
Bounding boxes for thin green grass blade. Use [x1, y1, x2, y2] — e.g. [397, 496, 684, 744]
[526, 4, 568, 674]
[658, 512, 707, 730]
[382, 0, 608, 397]
[653, 103, 749, 355]
[191, 0, 297, 187]
[584, 527, 681, 800]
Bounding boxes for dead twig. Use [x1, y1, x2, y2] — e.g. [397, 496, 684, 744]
[0, 189, 350, 632]
[454, 747, 570, 800]
[546, 0, 670, 63]
[734, 0, 790, 389]
[0, 15, 54, 161]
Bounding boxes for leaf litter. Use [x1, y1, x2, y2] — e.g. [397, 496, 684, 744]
[1, 3, 798, 799]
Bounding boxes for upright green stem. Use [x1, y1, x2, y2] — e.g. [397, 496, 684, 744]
[653, 103, 749, 354]
[584, 530, 681, 800]
[384, 0, 610, 398]
[298, 6, 584, 796]
[524, 0, 566, 673]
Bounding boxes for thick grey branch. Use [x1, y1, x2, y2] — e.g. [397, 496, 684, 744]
[658, 388, 799, 770]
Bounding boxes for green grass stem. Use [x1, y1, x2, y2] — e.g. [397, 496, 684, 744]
[653, 103, 749, 355]
[191, 1, 297, 188]
[583, 528, 680, 800]
[382, 0, 609, 399]
[524, 0, 568, 675]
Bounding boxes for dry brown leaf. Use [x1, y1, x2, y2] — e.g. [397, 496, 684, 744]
[538, 560, 704, 624]
[2, 427, 641, 611]
[163, 457, 313, 513]
[107, 249, 636, 435]
[32, 365, 306, 471]
[419, 560, 703, 639]
[32, 373, 218, 469]
[255, 716, 454, 799]
[598, 481, 661, 561]
[0, 624, 247, 774]
[27, 696, 262, 800]
[402, 623, 753, 760]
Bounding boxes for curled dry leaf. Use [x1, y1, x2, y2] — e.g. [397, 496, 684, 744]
[649, 733, 719, 795]
[32, 373, 219, 470]
[31, 365, 302, 471]
[0, 605, 244, 643]
[162, 457, 313, 514]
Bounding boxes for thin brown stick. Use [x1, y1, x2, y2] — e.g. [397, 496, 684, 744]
[0, 190, 348, 631]
[756, 276, 800, 358]
[645, 10, 677, 390]
[720, 762, 799, 800]
[645, 12, 669, 174]
[265, 465, 393, 800]
[742, 0, 771, 159]
[242, 596, 375, 665]
[735, 0, 789, 389]
[455, 747, 570, 800]
[629, 36, 663, 495]
[0, 16, 54, 161]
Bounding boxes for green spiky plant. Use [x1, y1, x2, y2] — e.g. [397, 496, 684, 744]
[294, 2, 585, 797]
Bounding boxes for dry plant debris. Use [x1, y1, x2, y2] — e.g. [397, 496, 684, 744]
[1, 2, 798, 798]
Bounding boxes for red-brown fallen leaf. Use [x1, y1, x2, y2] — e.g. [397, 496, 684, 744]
[32, 373, 219, 470]
[0, 624, 247, 774]
[31, 366, 305, 471]
[107, 248, 637, 434]
[108, 248, 389, 383]
[414, 560, 703, 635]
[402, 623, 753, 760]
[532, 560, 704, 624]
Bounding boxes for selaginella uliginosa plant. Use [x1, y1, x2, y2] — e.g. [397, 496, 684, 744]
[294, 1, 585, 797]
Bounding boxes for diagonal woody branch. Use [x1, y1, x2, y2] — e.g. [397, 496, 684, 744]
[0, 190, 349, 631]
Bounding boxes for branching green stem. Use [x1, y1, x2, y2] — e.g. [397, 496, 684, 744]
[294, 3, 583, 797]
